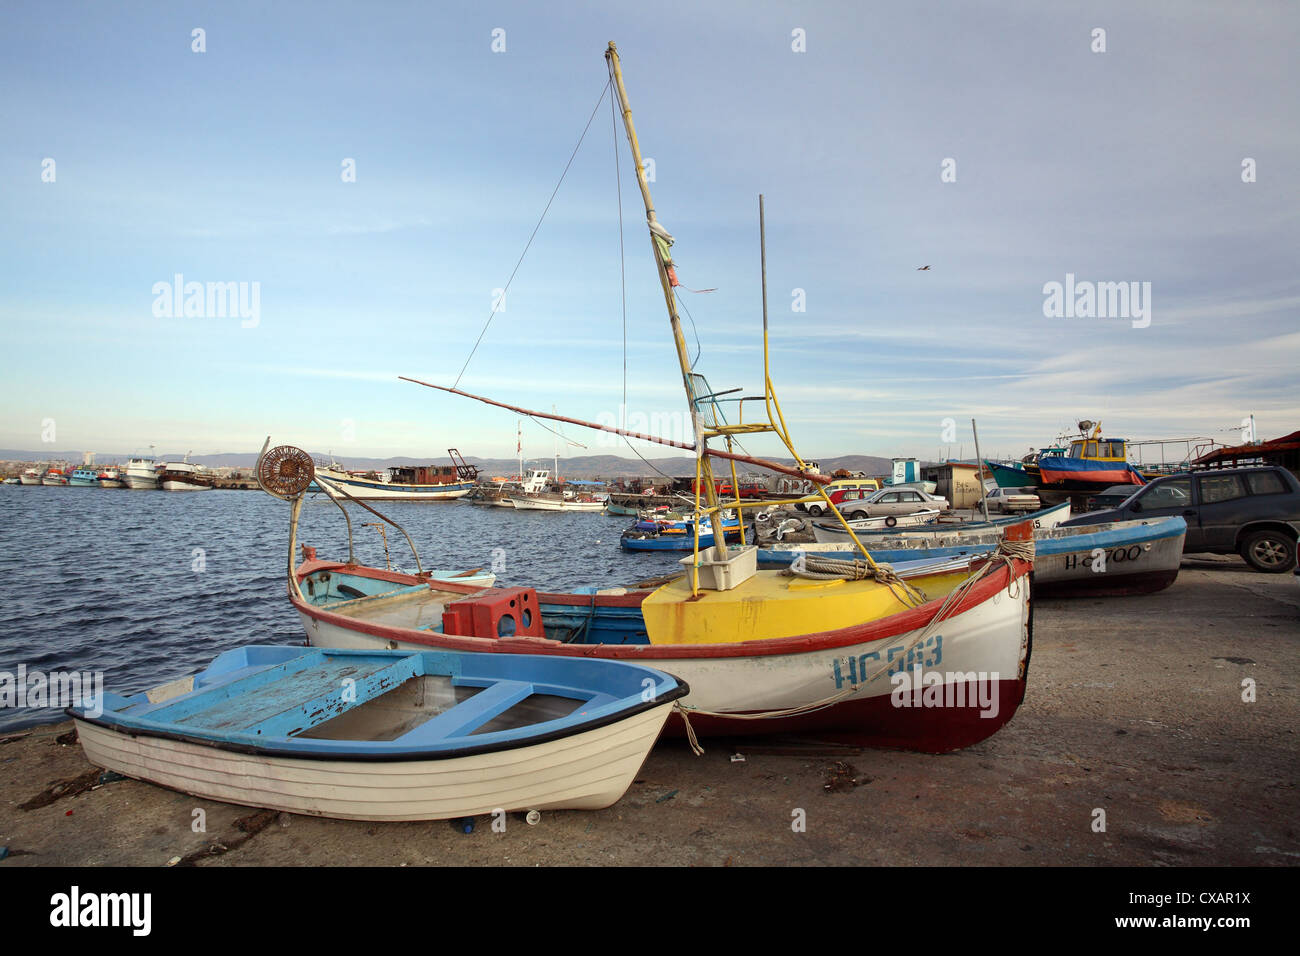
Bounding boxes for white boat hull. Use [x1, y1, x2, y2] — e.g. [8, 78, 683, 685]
[73, 701, 674, 822]
[811, 509, 942, 542]
[298, 567, 1030, 751]
[161, 479, 213, 491]
[512, 496, 606, 512]
[19, 475, 41, 485]
[316, 470, 473, 501]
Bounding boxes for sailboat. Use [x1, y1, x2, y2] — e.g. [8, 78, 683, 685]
[259, 43, 1034, 753]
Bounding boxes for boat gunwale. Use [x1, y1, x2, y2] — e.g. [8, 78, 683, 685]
[67, 649, 689, 763]
[291, 557, 1031, 661]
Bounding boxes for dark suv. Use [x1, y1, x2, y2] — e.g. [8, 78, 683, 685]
[1062, 466, 1300, 572]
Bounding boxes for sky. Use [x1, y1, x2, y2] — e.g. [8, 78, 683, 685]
[2, 0, 1297, 468]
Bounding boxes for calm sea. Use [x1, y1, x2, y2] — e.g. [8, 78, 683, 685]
[0, 487, 682, 731]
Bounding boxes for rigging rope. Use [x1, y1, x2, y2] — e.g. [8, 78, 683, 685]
[452, 79, 612, 390]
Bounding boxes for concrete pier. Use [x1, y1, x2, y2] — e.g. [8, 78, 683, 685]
[1, 557, 1295, 866]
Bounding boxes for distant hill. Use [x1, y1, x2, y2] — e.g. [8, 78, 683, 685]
[0, 449, 898, 480]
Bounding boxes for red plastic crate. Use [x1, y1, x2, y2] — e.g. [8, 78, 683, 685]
[442, 587, 545, 639]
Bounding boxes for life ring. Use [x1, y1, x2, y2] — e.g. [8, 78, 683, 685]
[884, 516, 898, 528]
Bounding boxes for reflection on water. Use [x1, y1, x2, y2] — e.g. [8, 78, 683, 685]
[0, 488, 679, 730]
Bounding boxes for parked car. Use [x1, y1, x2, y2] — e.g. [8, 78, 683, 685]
[1061, 466, 1300, 572]
[800, 478, 882, 515]
[976, 487, 1041, 513]
[831, 487, 950, 521]
[1086, 484, 1144, 511]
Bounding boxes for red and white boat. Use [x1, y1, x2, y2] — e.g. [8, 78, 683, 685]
[288, 540, 1032, 753]
[253, 43, 1035, 755]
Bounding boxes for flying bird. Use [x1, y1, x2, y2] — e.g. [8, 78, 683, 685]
[917, 265, 931, 271]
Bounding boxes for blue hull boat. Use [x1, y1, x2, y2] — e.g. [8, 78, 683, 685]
[68, 645, 687, 821]
[759, 515, 1186, 597]
[620, 527, 744, 551]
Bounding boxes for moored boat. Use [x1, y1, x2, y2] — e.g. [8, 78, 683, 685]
[42, 468, 68, 486]
[97, 468, 124, 488]
[255, 42, 1036, 755]
[312, 450, 478, 501]
[19, 468, 42, 485]
[123, 455, 161, 489]
[159, 457, 215, 491]
[68, 468, 100, 487]
[762, 515, 1187, 597]
[811, 508, 941, 542]
[841, 500, 1072, 537]
[68, 644, 687, 822]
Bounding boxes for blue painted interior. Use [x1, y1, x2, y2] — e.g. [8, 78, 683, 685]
[73, 645, 682, 757]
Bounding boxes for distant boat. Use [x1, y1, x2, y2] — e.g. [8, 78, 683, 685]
[1036, 423, 1147, 490]
[42, 468, 68, 486]
[159, 457, 215, 491]
[512, 495, 607, 512]
[19, 468, 42, 486]
[97, 468, 124, 488]
[68, 468, 100, 487]
[67, 644, 687, 822]
[3, 477, 20, 485]
[620, 515, 746, 551]
[313, 453, 477, 501]
[123, 456, 161, 490]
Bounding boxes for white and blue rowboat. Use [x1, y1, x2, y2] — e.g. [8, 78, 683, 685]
[815, 500, 1071, 542]
[810, 508, 942, 542]
[765, 515, 1186, 597]
[67, 645, 688, 822]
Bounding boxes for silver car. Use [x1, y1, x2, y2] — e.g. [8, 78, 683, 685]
[836, 487, 949, 520]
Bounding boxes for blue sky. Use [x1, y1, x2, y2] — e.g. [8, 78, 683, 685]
[2, 0, 1297, 466]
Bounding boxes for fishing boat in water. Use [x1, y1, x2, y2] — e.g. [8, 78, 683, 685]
[96, 467, 124, 488]
[42, 468, 68, 486]
[68, 468, 100, 487]
[67, 644, 686, 822]
[19, 468, 42, 485]
[159, 456, 215, 491]
[123, 455, 161, 490]
[251, 43, 1035, 753]
[313, 449, 478, 501]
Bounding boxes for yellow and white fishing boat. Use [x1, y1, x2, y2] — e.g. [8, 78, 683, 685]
[263, 42, 1034, 753]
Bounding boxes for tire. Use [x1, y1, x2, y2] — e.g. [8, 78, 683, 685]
[884, 515, 898, 528]
[808, 505, 823, 517]
[847, 511, 866, 521]
[1239, 530, 1297, 573]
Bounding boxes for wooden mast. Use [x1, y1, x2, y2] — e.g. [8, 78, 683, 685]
[605, 41, 730, 560]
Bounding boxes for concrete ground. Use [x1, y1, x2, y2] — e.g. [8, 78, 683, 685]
[1, 555, 1296, 866]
